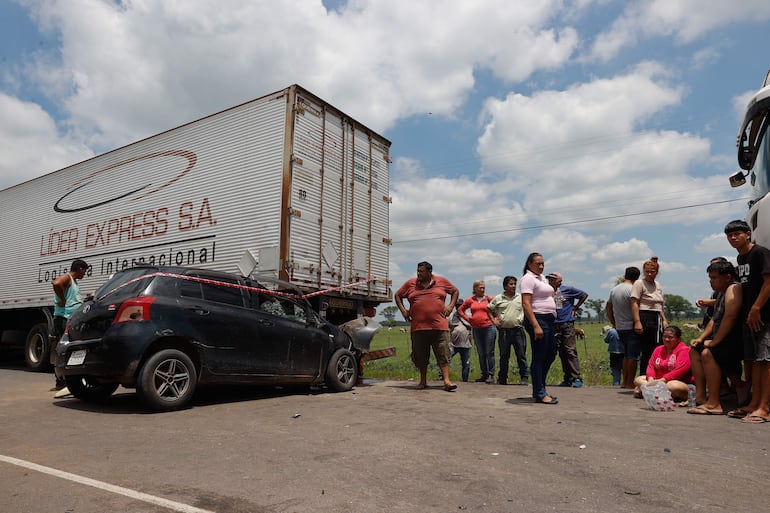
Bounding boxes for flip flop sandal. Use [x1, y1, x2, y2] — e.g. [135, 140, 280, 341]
[727, 408, 750, 418]
[687, 406, 724, 415]
[741, 415, 770, 424]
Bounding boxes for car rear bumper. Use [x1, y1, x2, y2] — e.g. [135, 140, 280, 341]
[55, 334, 140, 384]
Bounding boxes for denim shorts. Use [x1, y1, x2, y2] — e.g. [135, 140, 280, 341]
[618, 329, 641, 360]
[744, 323, 770, 362]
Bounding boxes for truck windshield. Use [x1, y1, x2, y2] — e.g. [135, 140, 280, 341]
[738, 91, 770, 203]
[749, 119, 770, 203]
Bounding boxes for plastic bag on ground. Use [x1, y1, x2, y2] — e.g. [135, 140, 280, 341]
[641, 380, 675, 411]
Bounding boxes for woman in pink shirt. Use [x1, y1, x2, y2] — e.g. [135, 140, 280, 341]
[459, 280, 496, 383]
[633, 325, 691, 403]
[520, 252, 558, 404]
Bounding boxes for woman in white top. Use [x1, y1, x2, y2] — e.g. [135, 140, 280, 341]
[631, 257, 668, 377]
[520, 252, 558, 404]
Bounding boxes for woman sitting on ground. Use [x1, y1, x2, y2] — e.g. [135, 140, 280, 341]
[634, 325, 691, 403]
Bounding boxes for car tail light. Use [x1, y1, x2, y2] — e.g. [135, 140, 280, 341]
[113, 296, 156, 324]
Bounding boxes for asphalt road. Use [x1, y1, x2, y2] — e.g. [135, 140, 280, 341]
[1, 361, 768, 513]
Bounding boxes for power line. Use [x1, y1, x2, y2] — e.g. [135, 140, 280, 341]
[393, 197, 748, 244]
[391, 184, 732, 238]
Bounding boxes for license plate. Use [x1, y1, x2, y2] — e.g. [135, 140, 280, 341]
[67, 349, 87, 366]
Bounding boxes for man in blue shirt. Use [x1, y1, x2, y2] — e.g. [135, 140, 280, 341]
[546, 272, 588, 388]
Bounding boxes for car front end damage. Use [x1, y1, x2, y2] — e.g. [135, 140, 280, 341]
[338, 317, 395, 382]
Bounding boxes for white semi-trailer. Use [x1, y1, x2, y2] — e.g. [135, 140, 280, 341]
[0, 84, 392, 370]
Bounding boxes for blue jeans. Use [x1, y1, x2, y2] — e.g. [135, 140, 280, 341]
[524, 313, 557, 400]
[498, 327, 528, 382]
[450, 346, 472, 382]
[473, 326, 497, 378]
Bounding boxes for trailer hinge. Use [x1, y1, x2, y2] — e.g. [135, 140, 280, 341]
[382, 238, 392, 245]
[288, 208, 302, 218]
[384, 155, 393, 163]
[292, 155, 304, 166]
[382, 195, 392, 203]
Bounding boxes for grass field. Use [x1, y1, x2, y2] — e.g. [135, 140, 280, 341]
[363, 321, 702, 385]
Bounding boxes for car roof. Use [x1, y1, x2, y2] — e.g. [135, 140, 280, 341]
[113, 265, 304, 296]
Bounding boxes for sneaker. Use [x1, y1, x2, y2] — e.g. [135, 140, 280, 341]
[557, 380, 572, 387]
[485, 376, 495, 384]
[519, 378, 529, 386]
[49, 378, 67, 392]
[572, 379, 584, 388]
[53, 387, 72, 399]
[474, 376, 488, 383]
[497, 380, 508, 385]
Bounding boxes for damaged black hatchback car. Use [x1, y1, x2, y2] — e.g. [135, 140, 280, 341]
[56, 266, 378, 411]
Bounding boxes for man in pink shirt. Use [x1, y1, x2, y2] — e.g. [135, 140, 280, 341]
[395, 261, 459, 391]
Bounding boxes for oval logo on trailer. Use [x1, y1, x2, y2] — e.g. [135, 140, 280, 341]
[53, 150, 197, 213]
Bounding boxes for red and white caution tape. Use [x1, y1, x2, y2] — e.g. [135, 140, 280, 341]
[98, 271, 377, 302]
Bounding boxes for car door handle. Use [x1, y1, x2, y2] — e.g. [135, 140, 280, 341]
[258, 319, 274, 326]
[188, 307, 209, 316]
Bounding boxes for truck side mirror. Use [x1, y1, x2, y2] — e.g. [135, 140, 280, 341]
[729, 170, 747, 188]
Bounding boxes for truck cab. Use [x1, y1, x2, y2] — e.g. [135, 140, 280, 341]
[731, 70, 770, 245]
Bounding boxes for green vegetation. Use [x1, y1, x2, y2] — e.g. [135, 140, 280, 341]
[363, 321, 702, 385]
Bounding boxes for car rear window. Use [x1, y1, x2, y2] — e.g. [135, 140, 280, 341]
[95, 267, 157, 300]
[180, 274, 245, 307]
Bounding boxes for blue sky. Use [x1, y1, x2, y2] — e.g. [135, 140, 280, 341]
[2, 0, 770, 318]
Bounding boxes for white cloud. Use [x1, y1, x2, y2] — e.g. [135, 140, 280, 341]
[596, 238, 652, 265]
[0, 92, 92, 188]
[733, 89, 757, 121]
[694, 232, 734, 257]
[474, 63, 740, 232]
[523, 228, 597, 273]
[14, 0, 581, 152]
[589, 0, 770, 62]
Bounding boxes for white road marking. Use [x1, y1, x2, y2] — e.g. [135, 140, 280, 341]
[0, 454, 216, 513]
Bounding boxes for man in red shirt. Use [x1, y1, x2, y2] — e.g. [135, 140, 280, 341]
[395, 261, 459, 391]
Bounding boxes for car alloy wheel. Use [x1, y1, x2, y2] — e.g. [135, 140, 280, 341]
[137, 349, 197, 412]
[325, 348, 358, 392]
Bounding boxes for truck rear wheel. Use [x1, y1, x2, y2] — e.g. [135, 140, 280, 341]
[24, 323, 52, 372]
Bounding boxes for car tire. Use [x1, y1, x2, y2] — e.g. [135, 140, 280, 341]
[24, 323, 52, 372]
[65, 376, 119, 402]
[136, 349, 197, 412]
[325, 348, 358, 392]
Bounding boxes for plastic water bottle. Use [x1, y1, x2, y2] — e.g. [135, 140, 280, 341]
[687, 384, 696, 407]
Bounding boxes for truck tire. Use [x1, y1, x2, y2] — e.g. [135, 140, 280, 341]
[136, 349, 197, 412]
[24, 323, 52, 372]
[325, 348, 358, 392]
[65, 376, 119, 402]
